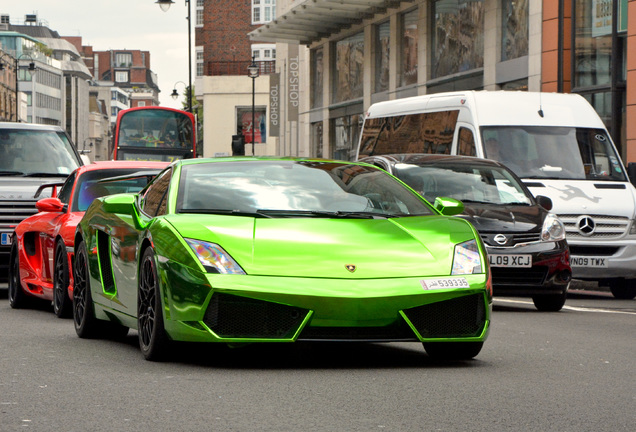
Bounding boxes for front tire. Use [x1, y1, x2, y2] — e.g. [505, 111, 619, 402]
[138, 247, 169, 361]
[53, 240, 72, 318]
[532, 291, 567, 312]
[423, 342, 483, 360]
[8, 242, 30, 309]
[608, 279, 636, 300]
[73, 240, 102, 338]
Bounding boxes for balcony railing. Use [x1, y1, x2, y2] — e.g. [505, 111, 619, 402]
[206, 60, 276, 77]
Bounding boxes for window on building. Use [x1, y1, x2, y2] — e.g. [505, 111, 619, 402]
[138, 101, 146, 107]
[311, 122, 324, 158]
[237, 107, 267, 144]
[431, 0, 484, 79]
[111, 91, 117, 100]
[115, 71, 129, 83]
[399, 10, 418, 87]
[333, 32, 364, 104]
[115, 53, 132, 67]
[331, 114, 363, 161]
[375, 21, 390, 93]
[252, 0, 276, 25]
[196, 0, 204, 27]
[251, 44, 276, 61]
[310, 47, 324, 109]
[501, 0, 528, 61]
[196, 48, 204, 77]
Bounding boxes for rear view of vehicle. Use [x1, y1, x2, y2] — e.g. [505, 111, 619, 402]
[0, 123, 83, 283]
[113, 106, 196, 162]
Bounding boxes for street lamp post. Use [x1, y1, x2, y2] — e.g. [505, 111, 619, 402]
[171, 81, 187, 104]
[247, 56, 260, 156]
[156, 0, 192, 113]
[0, 53, 36, 122]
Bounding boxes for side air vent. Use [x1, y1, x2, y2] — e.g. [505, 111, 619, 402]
[97, 230, 115, 292]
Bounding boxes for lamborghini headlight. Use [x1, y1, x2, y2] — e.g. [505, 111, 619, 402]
[541, 214, 566, 242]
[451, 239, 482, 275]
[185, 239, 246, 274]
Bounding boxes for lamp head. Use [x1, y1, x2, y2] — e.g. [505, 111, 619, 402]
[247, 61, 259, 79]
[171, 89, 179, 100]
[155, 0, 174, 12]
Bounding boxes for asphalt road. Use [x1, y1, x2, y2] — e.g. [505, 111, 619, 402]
[0, 285, 634, 432]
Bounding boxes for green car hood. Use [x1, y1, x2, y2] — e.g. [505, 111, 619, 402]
[166, 215, 478, 278]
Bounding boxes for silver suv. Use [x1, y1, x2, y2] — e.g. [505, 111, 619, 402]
[0, 123, 84, 282]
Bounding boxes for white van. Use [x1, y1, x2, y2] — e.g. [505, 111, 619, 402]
[357, 90, 636, 299]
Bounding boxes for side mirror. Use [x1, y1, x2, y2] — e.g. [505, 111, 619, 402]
[102, 194, 136, 215]
[35, 197, 65, 213]
[627, 162, 636, 186]
[535, 195, 553, 211]
[433, 196, 465, 216]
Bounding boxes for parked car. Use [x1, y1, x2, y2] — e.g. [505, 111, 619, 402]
[8, 161, 168, 317]
[73, 157, 492, 361]
[0, 123, 85, 283]
[360, 154, 571, 311]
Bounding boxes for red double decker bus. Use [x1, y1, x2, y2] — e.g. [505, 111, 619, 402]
[113, 106, 196, 162]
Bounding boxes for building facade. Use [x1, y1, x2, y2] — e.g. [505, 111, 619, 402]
[92, 49, 160, 108]
[249, 0, 636, 164]
[194, 0, 277, 157]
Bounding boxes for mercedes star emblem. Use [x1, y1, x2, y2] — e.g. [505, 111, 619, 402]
[577, 215, 596, 236]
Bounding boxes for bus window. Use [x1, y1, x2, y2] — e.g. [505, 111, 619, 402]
[114, 107, 196, 161]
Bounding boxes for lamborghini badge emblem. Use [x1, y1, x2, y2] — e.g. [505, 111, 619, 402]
[345, 264, 356, 273]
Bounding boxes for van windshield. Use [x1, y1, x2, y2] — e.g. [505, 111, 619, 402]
[481, 126, 626, 182]
[0, 128, 80, 176]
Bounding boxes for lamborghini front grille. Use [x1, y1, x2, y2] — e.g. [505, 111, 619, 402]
[402, 294, 486, 338]
[203, 293, 309, 339]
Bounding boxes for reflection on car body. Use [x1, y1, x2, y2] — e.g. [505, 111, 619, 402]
[8, 161, 168, 317]
[73, 157, 492, 361]
[360, 154, 572, 311]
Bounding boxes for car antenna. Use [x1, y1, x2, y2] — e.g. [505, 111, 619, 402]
[538, 92, 544, 118]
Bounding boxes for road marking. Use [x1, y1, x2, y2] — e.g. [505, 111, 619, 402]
[494, 298, 636, 315]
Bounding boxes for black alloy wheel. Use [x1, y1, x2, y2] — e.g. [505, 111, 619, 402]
[53, 240, 72, 318]
[532, 291, 567, 312]
[138, 247, 169, 361]
[608, 279, 636, 300]
[73, 240, 101, 338]
[8, 243, 30, 309]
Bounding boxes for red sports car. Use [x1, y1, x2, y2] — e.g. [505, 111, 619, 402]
[8, 161, 168, 317]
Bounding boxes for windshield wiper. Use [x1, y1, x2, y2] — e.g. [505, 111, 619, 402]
[24, 172, 71, 177]
[178, 208, 273, 218]
[0, 171, 26, 176]
[257, 209, 393, 219]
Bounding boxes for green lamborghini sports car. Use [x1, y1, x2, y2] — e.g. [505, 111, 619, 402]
[73, 157, 492, 361]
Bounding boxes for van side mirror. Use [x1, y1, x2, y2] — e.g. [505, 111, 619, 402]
[627, 162, 636, 186]
[535, 195, 553, 211]
[433, 197, 465, 216]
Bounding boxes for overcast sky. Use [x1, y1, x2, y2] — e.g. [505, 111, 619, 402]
[2, 1, 192, 109]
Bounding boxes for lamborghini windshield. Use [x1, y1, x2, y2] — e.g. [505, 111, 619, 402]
[176, 160, 434, 217]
